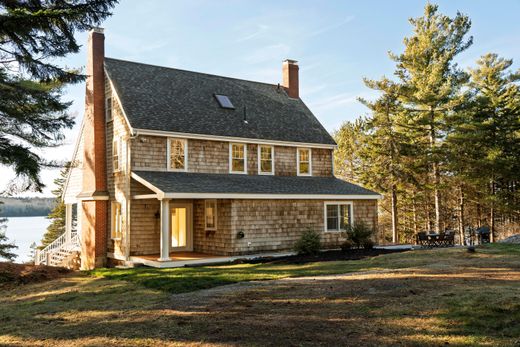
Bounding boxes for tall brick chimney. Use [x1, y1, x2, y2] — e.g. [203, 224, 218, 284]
[78, 27, 109, 270]
[282, 59, 299, 99]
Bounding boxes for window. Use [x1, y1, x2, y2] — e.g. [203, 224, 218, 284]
[324, 202, 353, 232]
[214, 94, 235, 109]
[258, 145, 274, 175]
[205, 200, 217, 230]
[111, 202, 122, 239]
[112, 138, 121, 172]
[297, 148, 312, 176]
[230, 143, 247, 173]
[168, 138, 187, 171]
[105, 97, 112, 121]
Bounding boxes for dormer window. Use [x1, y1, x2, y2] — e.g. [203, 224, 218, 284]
[297, 148, 312, 176]
[168, 138, 187, 171]
[258, 145, 274, 175]
[230, 143, 247, 174]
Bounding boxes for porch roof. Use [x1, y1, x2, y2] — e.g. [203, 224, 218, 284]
[132, 171, 381, 199]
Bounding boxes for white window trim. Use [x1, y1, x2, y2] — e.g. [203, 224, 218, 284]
[257, 145, 274, 175]
[105, 96, 113, 122]
[297, 147, 312, 176]
[167, 138, 188, 172]
[229, 142, 248, 174]
[112, 138, 121, 173]
[204, 199, 217, 231]
[111, 201, 122, 240]
[323, 201, 354, 232]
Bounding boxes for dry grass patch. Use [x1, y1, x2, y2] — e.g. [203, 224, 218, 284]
[1, 244, 519, 346]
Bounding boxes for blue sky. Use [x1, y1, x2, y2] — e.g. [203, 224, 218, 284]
[5, 0, 520, 196]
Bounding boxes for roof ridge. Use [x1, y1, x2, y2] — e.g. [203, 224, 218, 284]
[104, 57, 283, 89]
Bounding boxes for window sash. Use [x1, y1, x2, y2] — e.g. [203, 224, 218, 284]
[105, 97, 112, 121]
[111, 202, 122, 239]
[205, 200, 217, 230]
[112, 139, 120, 172]
[231, 144, 246, 172]
[325, 204, 352, 231]
[259, 146, 273, 174]
[169, 139, 186, 170]
[298, 148, 311, 175]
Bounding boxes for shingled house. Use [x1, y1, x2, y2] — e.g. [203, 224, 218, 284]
[45, 28, 380, 270]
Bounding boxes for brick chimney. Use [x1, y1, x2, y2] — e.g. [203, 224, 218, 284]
[78, 27, 109, 270]
[282, 59, 299, 99]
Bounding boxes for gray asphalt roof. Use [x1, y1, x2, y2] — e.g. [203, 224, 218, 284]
[104, 58, 336, 145]
[133, 171, 379, 196]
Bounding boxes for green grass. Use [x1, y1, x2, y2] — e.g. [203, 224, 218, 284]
[90, 244, 516, 294]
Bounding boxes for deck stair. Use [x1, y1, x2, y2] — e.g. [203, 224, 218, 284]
[35, 232, 81, 267]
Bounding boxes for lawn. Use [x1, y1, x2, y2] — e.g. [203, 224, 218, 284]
[1, 244, 519, 346]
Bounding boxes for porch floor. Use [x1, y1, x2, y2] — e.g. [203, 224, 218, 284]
[129, 251, 295, 268]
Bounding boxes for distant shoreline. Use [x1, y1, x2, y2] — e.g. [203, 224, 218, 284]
[0, 197, 54, 219]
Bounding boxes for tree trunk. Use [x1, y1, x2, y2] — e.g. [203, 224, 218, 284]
[412, 192, 418, 235]
[429, 108, 441, 233]
[477, 202, 482, 227]
[490, 179, 496, 242]
[391, 185, 398, 244]
[458, 185, 465, 245]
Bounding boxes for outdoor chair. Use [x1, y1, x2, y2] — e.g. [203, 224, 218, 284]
[416, 232, 430, 248]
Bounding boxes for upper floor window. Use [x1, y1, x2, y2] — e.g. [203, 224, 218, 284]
[230, 143, 247, 174]
[111, 201, 122, 239]
[105, 97, 113, 121]
[168, 138, 187, 171]
[205, 199, 217, 230]
[297, 148, 312, 176]
[325, 202, 353, 232]
[258, 145, 274, 175]
[113, 138, 121, 172]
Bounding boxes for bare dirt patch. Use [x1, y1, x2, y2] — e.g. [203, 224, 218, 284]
[0, 262, 71, 287]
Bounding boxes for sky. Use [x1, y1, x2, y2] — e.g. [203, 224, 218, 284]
[3, 0, 519, 197]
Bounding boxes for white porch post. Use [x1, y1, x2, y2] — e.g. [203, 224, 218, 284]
[158, 198, 171, 261]
[65, 203, 73, 244]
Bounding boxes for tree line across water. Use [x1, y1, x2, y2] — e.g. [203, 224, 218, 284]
[0, 197, 53, 217]
[334, 4, 519, 244]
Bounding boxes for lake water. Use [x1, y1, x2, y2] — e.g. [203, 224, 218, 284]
[3, 216, 50, 263]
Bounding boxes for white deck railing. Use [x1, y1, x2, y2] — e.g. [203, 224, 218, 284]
[36, 231, 80, 266]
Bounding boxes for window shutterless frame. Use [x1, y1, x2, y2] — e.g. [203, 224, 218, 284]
[323, 201, 354, 232]
[204, 199, 217, 230]
[111, 201, 122, 239]
[257, 145, 274, 175]
[167, 138, 188, 172]
[105, 96, 113, 122]
[297, 147, 312, 176]
[112, 138, 120, 172]
[229, 142, 247, 174]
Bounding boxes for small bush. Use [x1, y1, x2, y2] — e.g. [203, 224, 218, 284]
[294, 229, 321, 255]
[340, 240, 353, 252]
[362, 239, 375, 250]
[346, 222, 375, 249]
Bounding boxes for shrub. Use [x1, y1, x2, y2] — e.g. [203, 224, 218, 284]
[340, 239, 353, 252]
[362, 239, 375, 250]
[294, 229, 321, 255]
[346, 222, 375, 249]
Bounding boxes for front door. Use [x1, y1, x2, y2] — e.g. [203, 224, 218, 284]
[170, 203, 193, 252]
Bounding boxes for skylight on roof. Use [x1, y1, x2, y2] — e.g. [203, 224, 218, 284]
[214, 94, 235, 109]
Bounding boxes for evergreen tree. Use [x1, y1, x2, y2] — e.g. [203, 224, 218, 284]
[0, 202, 17, 261]
[41, 164, 73, 248]
[0, 0, 117, 192]
[333, 118, 367, 183]
[387, 3, 472, 232]
[448, 54, 520, 241]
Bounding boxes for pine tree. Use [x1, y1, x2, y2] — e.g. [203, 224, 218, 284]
[448, 54, 520, 241]
[0, 202, 17, 261]
[41, 165, 73, 248]
[0, 0, 117, 192]
[388, 3, 472, 232]
[333, 118, 367, 183]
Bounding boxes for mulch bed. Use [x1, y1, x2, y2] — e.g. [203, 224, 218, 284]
[237, 248, 407, 265]
[0, 262, 71, 287]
